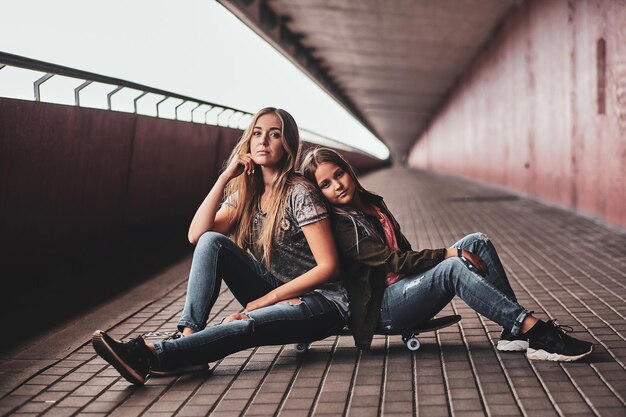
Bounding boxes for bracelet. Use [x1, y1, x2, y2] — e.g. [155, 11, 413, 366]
[457, 247, 463, 258]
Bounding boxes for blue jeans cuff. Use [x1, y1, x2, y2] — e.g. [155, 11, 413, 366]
[152, 341, 165, 358]
[177, 320, 201, 333]
[511, 309, 532, 336]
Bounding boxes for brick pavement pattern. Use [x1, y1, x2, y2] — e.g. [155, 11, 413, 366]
[1, 168, 625, 417]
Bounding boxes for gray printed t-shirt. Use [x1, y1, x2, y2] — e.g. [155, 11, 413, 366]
[227, 182, 349, 319]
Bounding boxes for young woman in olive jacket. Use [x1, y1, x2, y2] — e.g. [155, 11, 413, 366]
[300, 147, 593, 362]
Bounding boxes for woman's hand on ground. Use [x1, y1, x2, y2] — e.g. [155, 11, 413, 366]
[222, 153, 255, 181]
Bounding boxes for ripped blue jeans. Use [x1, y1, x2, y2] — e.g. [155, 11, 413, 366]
[152, 232, 345, 369]
[377, 233, 531, 336]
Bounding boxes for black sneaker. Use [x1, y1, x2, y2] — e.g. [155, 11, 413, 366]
[496, 328, 528, 352]
[141, 331, 211, 377]
[526, 320, 593, 362]
[92, 330, 154, 385]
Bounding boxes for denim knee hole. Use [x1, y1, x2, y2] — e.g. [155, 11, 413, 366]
[282, 297, 303, 306]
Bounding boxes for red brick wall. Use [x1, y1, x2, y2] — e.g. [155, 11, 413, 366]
[408, 0, 626, 229]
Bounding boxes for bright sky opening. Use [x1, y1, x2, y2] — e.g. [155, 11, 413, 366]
[0, 0, 389, 159]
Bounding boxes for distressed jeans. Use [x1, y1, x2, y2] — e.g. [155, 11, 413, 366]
[377, 233, 531, 336]
[153, 232, 345, 369]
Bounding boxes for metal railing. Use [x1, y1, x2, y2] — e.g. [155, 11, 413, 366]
[0, 51, 369, 154]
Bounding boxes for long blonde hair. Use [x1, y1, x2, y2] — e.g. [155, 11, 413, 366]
[224, 107, 301, 267]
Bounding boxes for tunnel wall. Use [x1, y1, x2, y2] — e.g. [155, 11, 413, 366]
[407, 0, 626, 230]
[0, 99, 384, 260]
[0, 98, 386, 345]
[0, 98, 242, 265]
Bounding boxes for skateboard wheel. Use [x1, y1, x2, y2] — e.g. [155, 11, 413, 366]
[406, 337, 421, 351]
[294, 343, 309, 354]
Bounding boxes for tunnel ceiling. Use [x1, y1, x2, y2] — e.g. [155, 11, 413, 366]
[219, 0, 517, 158]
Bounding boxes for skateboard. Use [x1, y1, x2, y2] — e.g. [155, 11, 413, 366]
[293, 314, 461, 353]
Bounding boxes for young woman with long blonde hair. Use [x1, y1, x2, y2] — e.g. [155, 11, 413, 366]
[92, 109, 348, 385]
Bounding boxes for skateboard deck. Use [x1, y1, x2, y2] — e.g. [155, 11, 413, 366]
[295, 314, 461, 353]
[335, 314, 461, 336]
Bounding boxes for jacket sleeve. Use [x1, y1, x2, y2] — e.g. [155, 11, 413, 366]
[335, 218, 446, 275]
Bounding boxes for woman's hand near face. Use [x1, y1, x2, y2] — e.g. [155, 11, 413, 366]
[188, 154, 254, 243]
[222, 153, 255, 182]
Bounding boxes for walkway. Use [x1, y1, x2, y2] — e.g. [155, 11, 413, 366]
[1, 167, 625, 417]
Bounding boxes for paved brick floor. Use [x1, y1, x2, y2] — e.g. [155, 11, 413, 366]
[1, 167, 625, 417]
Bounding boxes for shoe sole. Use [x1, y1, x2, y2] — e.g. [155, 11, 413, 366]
[92, 330, 146, 385]
[150, 364, 212, 377]
[497, 340, 529, 352]
[527, 345, 593, 362]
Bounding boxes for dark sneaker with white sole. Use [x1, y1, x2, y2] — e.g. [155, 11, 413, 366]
[526, 320, 593, 362]
[497, 328, 529, 352]
[141, 330, 212, 377]
[92, 330, 155, 385]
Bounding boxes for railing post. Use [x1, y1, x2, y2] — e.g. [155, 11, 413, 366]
[156, 96, 168, 118]
[216, 108, 226, 126]
[33, 73, 54, 102]
[107, 86, 123, 111]
[74, 80, 92, 106]
[190, 102, 202, 123]
[204, 106, 214, 124]
[174, 100, 187, 121]
[133, 91, 148, 114]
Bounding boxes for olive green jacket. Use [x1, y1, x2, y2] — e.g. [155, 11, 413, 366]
[333, 200, 446, 350]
